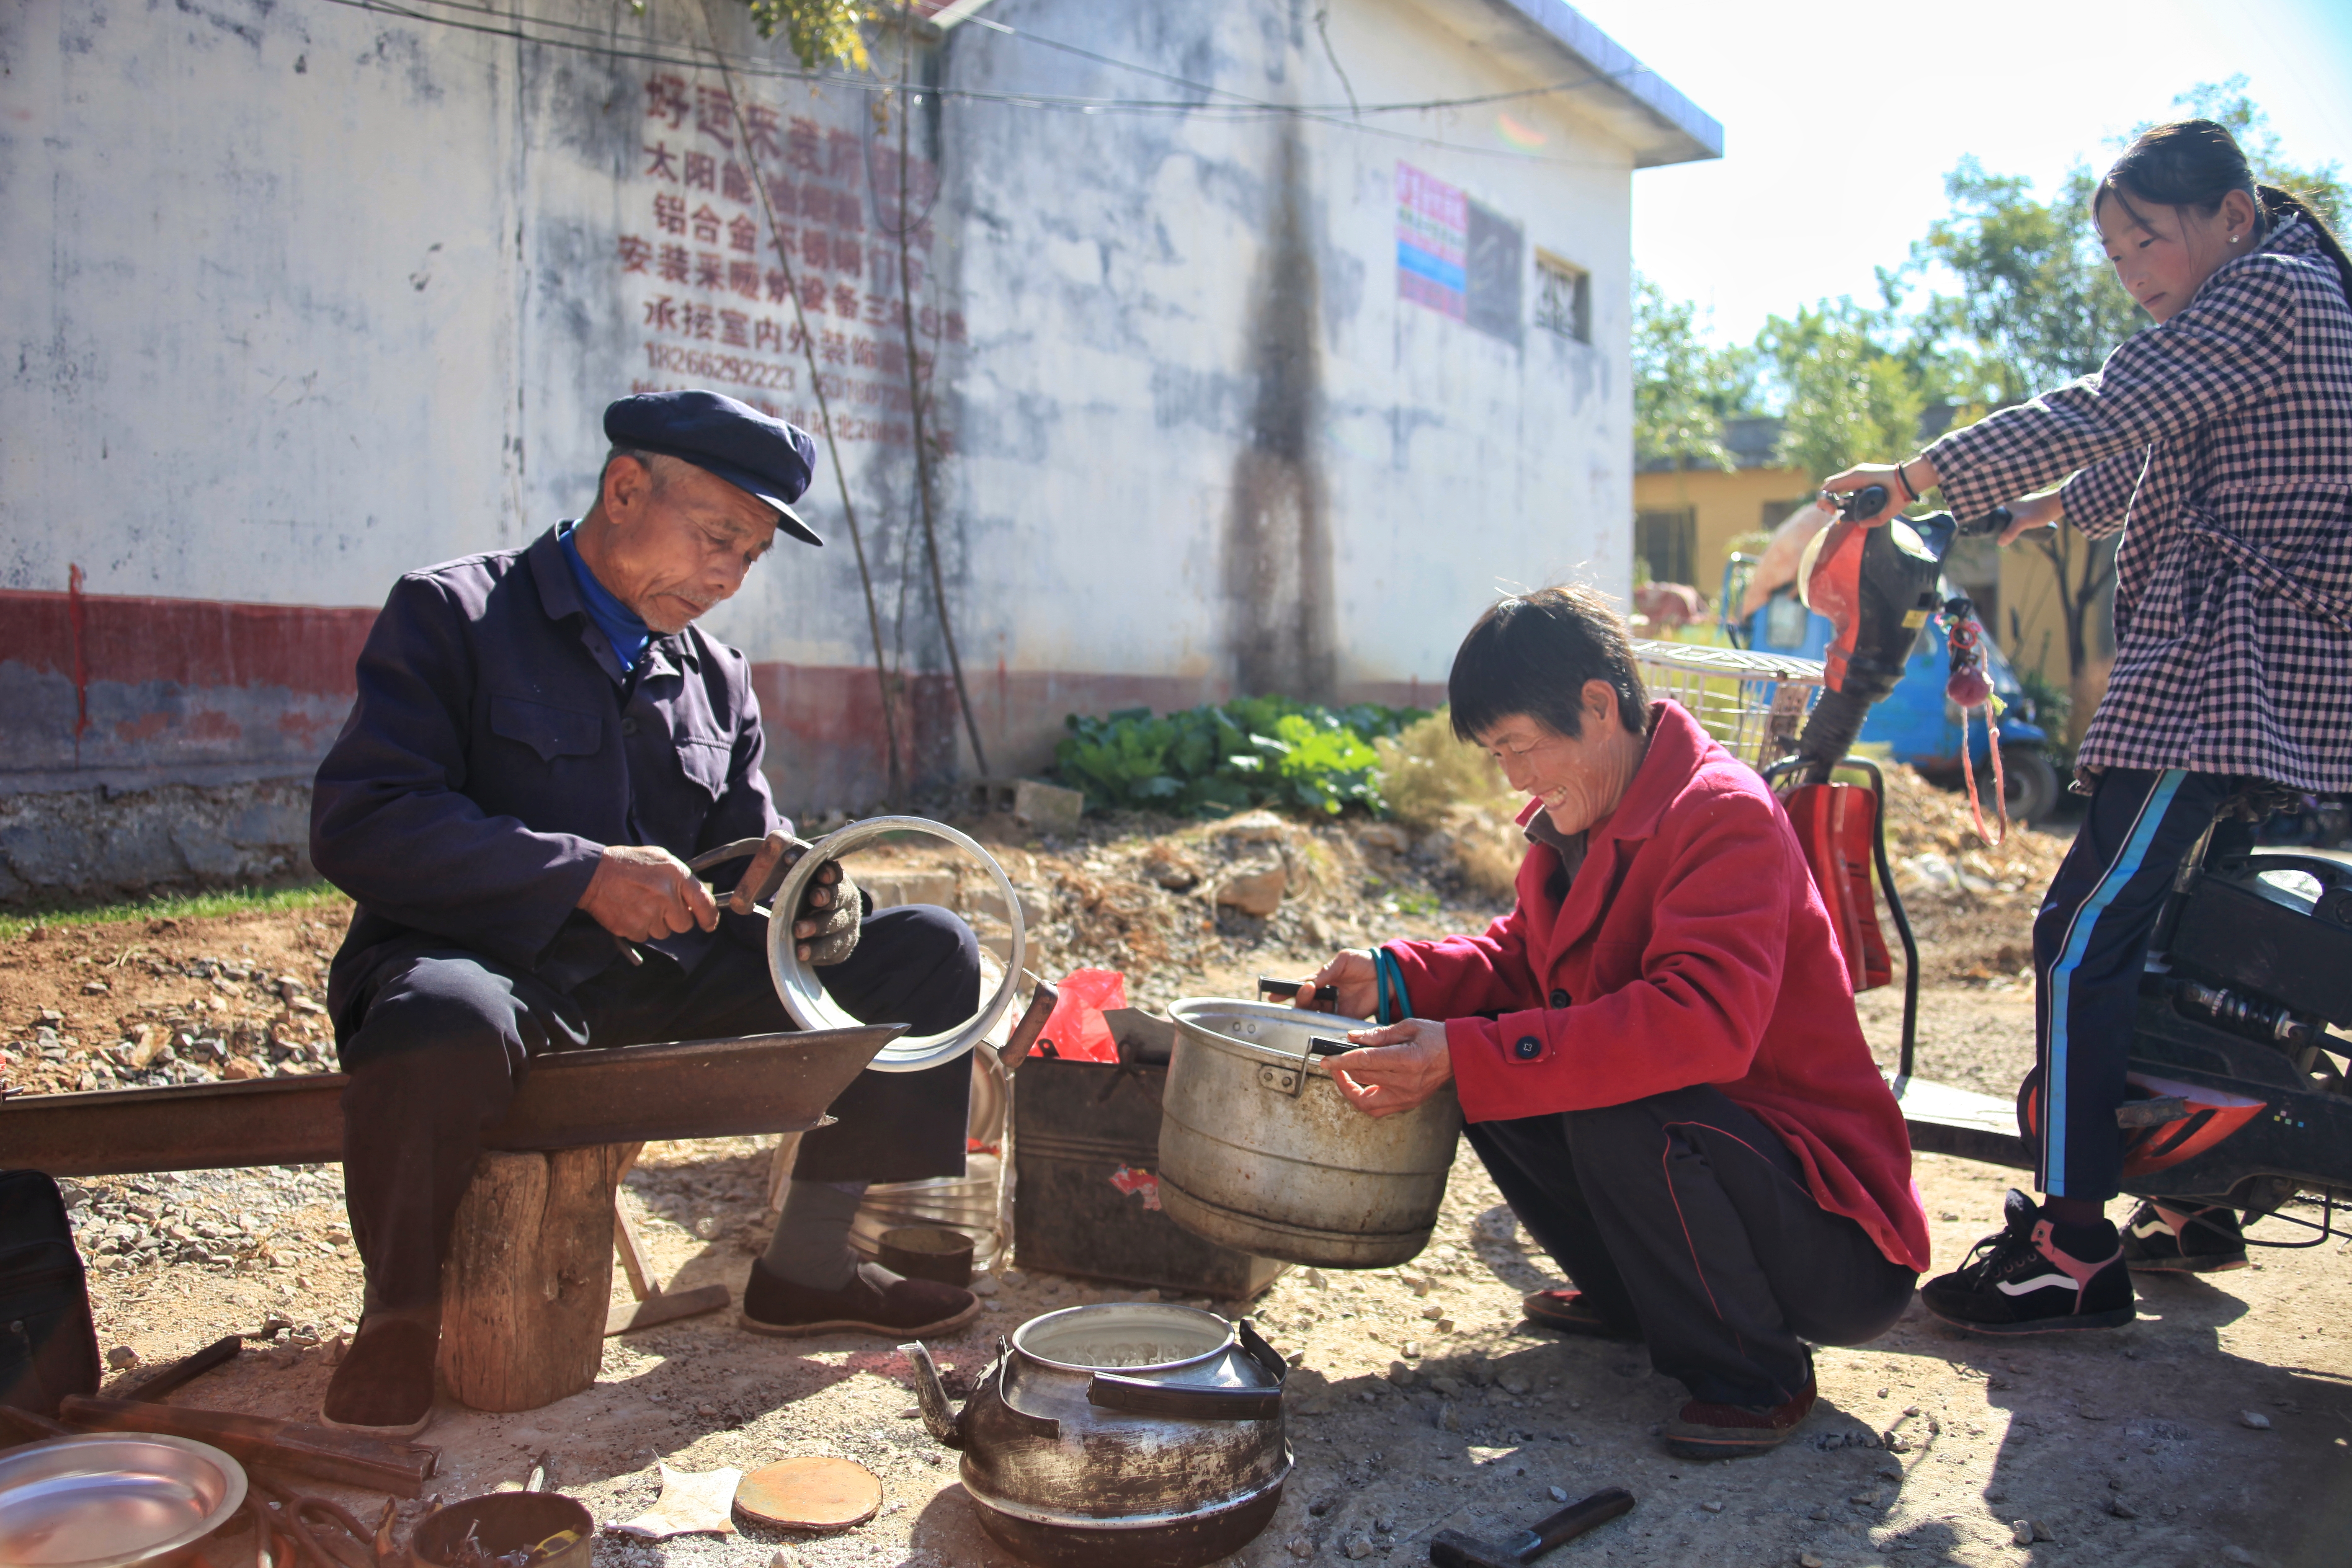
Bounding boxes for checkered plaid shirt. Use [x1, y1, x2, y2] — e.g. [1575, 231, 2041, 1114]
[1926, 215, 2352, 792]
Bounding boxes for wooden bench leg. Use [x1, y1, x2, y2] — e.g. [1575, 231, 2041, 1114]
[437, 1144, 629, 1413]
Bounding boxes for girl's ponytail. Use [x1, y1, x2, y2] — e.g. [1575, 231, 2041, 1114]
[2256, 183, 2352, 302]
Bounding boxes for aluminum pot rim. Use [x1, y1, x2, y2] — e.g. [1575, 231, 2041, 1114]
[1168, 996, 1372, 1075]
[769, 815, 1024, 1073]
[1010, 1302, 1240, 1375]
[0, 1433, 249, 1568]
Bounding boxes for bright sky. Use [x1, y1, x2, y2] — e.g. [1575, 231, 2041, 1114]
[1566, 0, 2352, 346]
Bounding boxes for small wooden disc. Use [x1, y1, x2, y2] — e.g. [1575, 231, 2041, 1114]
[735, 1456, 884, 1529]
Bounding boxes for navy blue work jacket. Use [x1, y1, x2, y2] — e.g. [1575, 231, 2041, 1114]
[312, 526, 782, 1027]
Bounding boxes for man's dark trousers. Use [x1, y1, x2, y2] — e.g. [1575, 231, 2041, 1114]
[1468, 1085, 1916, 1406]
[337, 906, 978, 1317]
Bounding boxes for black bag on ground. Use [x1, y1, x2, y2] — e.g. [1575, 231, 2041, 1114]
[0, 1169, 101, 1416]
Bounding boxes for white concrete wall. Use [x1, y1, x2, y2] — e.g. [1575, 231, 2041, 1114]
[940, 0, 1636, 711]
[1, 0, 1658, 807]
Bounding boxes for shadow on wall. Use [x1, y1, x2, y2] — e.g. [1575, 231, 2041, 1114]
[1223, 121, 1335, 706]
[0, 781, 316, 908]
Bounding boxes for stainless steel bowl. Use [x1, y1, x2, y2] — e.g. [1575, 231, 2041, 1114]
[0, 1434, 248, 1568]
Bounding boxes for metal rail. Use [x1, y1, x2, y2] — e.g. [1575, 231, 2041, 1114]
[0, 1026, 900, 1178]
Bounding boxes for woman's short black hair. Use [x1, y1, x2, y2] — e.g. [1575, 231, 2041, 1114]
[1447, 586, 1650, 745]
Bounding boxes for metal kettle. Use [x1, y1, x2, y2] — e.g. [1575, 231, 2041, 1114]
[904, 1302, 1292, 1567]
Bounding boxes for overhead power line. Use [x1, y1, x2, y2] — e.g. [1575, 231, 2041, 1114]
[311, 0, 1643, 168]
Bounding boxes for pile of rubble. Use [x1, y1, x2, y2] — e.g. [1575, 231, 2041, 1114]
[1878, 762, 2071, 898]
[0, 933, 338, 1096]
[59, 1163, 355, 1280]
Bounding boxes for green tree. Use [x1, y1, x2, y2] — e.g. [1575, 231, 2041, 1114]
[1632, 275, 1760, 470]
[734, 0, 871, 68]
[1759, 299, 1931, 486]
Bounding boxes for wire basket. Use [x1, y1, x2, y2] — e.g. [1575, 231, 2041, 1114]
[1632, 640, 1826, 774]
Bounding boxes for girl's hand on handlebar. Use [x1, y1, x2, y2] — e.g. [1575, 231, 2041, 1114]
[1998, 490, 2063, 546]
[1823, 458, 1941, 526]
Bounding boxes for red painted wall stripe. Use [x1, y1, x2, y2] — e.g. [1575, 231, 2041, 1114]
[0, 585, 378, 697]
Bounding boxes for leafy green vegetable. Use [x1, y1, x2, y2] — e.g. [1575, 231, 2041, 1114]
[1054, 697, 1428, 818]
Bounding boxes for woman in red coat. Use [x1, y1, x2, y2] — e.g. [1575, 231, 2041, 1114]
[1299, 587, 1928, 1460]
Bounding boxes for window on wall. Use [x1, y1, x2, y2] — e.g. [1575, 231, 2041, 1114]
[1635, 509, 1696, 586]
[1534, 251, 1590, 343]
[1762, 498, 1812, 530]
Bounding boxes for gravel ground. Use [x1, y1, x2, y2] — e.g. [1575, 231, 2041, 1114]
[15, 803, 2352, 1568]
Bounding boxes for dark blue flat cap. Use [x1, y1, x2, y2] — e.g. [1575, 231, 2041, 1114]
[603, 389, 823, 547]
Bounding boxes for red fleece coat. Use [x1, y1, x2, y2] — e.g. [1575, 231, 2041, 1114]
[1387, 701, 1931, 1273]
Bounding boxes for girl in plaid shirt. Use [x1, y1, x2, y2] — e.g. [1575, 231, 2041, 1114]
[1826, 119, 2352, 1334]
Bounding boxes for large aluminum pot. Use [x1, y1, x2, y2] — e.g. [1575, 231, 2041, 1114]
[905, 1303, 1289, 1567]
[1157, 997, 1461, 1268]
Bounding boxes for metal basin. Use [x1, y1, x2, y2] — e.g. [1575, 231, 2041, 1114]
[1156, 998, 1461, 1268]
[0, 1434, 246, 1568]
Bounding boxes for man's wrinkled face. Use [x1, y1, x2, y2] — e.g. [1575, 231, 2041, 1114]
[596, 455, 779, 633]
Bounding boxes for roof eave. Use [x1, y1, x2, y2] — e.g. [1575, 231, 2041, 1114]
[1468, 0, 1722, 168]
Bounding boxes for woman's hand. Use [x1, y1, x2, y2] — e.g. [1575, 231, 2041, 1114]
[1998, 489, 2063, 546]
[1821, 457, 1942, 527]
[1286, 949, 1379, 1019]
[1328, 1018, 1452, 1119]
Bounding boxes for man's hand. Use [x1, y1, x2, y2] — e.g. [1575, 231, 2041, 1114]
[1288, 949, 1379, 1019]
[732, 828, 864, 966]
[580, 844, 720, 942]
[1328, 1018, 1453, 1119]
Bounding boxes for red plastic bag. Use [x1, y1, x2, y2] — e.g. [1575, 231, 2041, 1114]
[1029, 968, 1127, 1063]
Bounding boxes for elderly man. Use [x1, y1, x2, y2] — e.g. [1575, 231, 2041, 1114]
[310, 391, 980, 1436]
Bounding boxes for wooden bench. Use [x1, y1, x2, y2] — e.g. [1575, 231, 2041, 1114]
[1, 1026, 898, 1411]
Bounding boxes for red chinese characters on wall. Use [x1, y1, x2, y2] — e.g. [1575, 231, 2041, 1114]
[624, 72, 956, 440]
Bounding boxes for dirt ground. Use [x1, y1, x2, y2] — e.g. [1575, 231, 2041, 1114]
[10, 800, 2351, 1568]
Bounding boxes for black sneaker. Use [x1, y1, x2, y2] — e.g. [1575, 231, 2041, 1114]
[318, 1317, 438, 1437]
[1920, 1189, 2135, 1336]
[2120, 1199, 2248, 1273]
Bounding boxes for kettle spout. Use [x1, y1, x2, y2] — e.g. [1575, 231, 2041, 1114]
[901, 1340, 964, 1448]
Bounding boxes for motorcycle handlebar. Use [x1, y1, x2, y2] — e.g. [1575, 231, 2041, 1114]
[1828, 483, 2012, 542]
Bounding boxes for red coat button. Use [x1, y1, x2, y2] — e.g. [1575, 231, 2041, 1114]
[1514, 1036, 1542, 1060]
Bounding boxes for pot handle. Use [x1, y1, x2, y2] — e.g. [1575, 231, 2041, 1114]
[901, 1341, 964, 1448]
[1088, 1323, 1288, 1424]
[1086, 1375, 1283, 1421]
[1238, 1318, 1289, 1389]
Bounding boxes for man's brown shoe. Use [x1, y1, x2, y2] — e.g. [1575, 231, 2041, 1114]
[740, 1257, 979, 1338]
[318, 1318, 437, 1438]
[1522, 1289, 1642, 1341]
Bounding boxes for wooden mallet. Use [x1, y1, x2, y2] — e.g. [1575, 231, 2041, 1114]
[1429, 1486, 1635, 1568]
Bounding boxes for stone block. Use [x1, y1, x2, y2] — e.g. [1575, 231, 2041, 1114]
[1010, 780, 1085, 833]
[1216, 861, 1287, 917]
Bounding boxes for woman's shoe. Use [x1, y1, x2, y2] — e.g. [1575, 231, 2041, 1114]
[1521, 1288, 1642, 1341]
